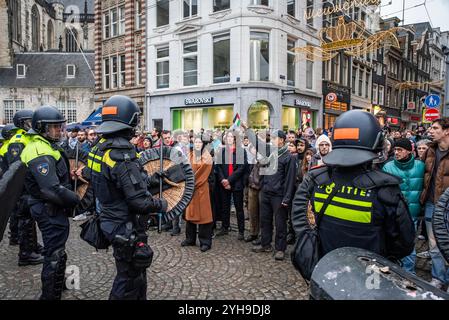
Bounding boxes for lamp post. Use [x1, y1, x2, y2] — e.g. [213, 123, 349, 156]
[443, 46, 449, 117]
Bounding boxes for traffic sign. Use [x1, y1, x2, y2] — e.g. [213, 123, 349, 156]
[326, 93, 337, 103]
[424, 108, 440, 122]
[425, 95, 441, 109]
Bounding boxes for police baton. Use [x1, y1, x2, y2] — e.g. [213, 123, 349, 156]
[72, 141, 79, 218]
[158, 140, 163, 233]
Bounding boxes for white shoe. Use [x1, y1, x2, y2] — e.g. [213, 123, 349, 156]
[73, 213, 87, 221]
[417, 251, 431, 259]
[430, 278, 444, 290]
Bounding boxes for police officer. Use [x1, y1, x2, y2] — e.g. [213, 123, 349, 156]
[292, 110, 415, 263]
[87, 95, 168, 300]
[0, 124, 18, 244]
[8, 110, 44, 265]
[21, 106, 80, 300]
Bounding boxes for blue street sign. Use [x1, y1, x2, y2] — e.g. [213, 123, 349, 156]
[425, 94, 441, 109]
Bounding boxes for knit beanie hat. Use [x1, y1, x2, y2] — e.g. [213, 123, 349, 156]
[394, 138, 412, 151]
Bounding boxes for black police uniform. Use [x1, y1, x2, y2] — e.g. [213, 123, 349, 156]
[292, 165, 415, 259]
[292, 110, 415, 264]
[7, 110, 44, 265]
[21, 107, 80, 300]
[1, 125, 19, 244]
[88, 95, 167, 300]
[88, 136, 167, 300]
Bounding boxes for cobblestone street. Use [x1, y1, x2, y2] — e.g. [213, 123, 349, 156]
[0, 220, 309, 300]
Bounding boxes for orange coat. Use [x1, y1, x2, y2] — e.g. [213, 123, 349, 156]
[185, 150, 213, 224]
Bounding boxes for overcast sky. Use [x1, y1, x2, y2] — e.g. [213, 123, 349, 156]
[380, 0, 449, 31]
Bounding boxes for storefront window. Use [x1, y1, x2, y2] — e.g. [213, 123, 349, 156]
[282, 107, 300, 131]
[324, 114, 337, 130]
[172, 106, 233, 131]
[248, 101, 270, 129]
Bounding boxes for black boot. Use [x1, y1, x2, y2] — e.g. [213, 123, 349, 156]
[18, 218, 43, 266]
[18, 251, 44, 266]
[8, 213, 19, 246]
[40, 249, 67, 300]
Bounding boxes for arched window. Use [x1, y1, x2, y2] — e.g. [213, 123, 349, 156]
[9, 0, 21, 42]
[47, 20, 54, 49]
[31, 5, 40, 51]
[65, 28, 78, 52]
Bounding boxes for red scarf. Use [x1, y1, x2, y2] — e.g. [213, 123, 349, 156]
[228, 146, 235, 176]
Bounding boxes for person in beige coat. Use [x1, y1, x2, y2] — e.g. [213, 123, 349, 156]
[182, 135, 214, 252]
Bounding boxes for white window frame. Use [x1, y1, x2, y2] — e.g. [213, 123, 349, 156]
[4, 100, 24, 124]
[111, 55, 118, 89]
[287, 0, 295, 17]
[287, 38, 296, 87]
[17, 64, 26, 78]
[213, 0, 230, 12]
[136, 51, 143, 85]
[252, 0, 269, 6]
[213, 33, 230, 84]
[157, 0, 170, 27]
[183, 0, 198, 19]
[103, 57, 110, 90]
[135, 0, 142, 30]
[372, 83, 378, 104]
[156, 47, 170, 89]
[119, 6, 126, 35]
[67, 100, 77, 123]
[111, 8, 118, 37]
[66, 64, 76, 78]
[119, 54, 126, 87]
[103, 11, 110, 39]
[379, 85, 384, 106]
[183, 41, 198, 87]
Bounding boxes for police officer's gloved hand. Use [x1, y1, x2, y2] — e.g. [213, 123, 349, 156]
[160, 198, 168, 213]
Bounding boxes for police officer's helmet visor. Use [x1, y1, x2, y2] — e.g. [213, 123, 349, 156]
[23, 119, 32, 131]
[42, 122, 66, 142]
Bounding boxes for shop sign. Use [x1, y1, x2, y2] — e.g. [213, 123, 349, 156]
[410, 116, 421, 122]
[407, 102, 415, 110]
[294, 100, 312, 108]
[185, 97, 214, 106]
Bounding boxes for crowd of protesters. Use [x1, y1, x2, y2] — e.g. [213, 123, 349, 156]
[59, 119, 449, 291]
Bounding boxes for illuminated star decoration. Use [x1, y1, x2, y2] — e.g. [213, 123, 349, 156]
[395, 80, 445, 90]
[294, 16, 404, 62]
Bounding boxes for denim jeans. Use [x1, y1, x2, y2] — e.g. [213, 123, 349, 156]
[425, 202, 449, 284]
[401, 218, 418, 274]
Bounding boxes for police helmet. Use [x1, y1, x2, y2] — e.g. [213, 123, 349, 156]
[30, 106, 66, 142]
[96, 95, 141, 134]
[323, 110, 384, 167]
[13, 109, 34, 131]
[1, 124, 17, 140]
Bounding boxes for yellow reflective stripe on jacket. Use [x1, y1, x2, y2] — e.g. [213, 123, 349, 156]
[9, 129, 30, 145]
[87, 158, 101, 172]
[0, 141, 9, 156]
[87, 149, 117, 173]
[314, 201, 372, 224]
[314, 192, 373, 208]
[102, 150, 116, 168]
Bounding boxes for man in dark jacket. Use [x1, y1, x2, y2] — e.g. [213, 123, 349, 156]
[420, 118, 449, 289]
[250, 130, 296, 261]
[292, 111, 415, 272]
[214, 131, 248, 239]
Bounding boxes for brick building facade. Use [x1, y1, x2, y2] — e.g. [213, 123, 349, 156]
[94, 0, 146, 124]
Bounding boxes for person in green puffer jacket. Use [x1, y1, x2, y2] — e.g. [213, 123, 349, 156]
[383, 138, 425, 275]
